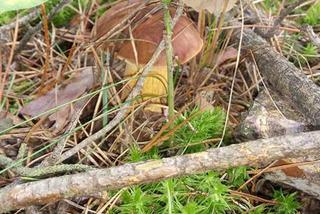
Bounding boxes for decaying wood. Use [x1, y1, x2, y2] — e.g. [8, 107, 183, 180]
[257, 0, 305, 39]
[1, 131, 320, 212]
[233, 28, 320, 126]
[235, 90, 320, 199]
[235, 90, 307, 142]
[265, 171, 320, 199]
[301, 24, 320, 50]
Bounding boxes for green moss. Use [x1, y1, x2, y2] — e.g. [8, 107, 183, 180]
[0, 0, 89, 27]
[45, 0, 88, 27]
[302, 3, 320, 26]
[111, 171, 253, 213]
[127, 146, 160, 162]
[283, 32, 318, 66]
[0, 11, 17, 25]
[261, 0, 302, 15]
[172, 107, 226, 153]
[227, 166, 250, 188]
[261, 0, 281, 13]
[127, 108, 226, 163]
[109, 166, 300, 213]
[302, 42, 318, 58]
[273, 190, 300, 214]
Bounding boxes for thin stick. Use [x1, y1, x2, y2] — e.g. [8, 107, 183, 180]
[258, 0, 305, 39]
[0, 15, 19, 105]
[218, 0, 244, 147]
[162, 0, 176, 122]
[0, 9, 39, 32]
[40, 4, 51, 90]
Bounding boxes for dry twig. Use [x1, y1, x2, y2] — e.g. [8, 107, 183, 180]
[301, 24, 320, 50]
[0, 9, 39, 32]
[257, 0, 305, 39]
[233, 28, 320, 125]
[1, 130, 320, 212]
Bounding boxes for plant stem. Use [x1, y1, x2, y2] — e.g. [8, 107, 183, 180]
[102, 51, 110, 127]
[162, 0, 174, 122]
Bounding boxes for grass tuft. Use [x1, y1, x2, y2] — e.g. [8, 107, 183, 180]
[273, 190, 300, 214]
[172, 107, 226, 153]
[302, 3, 320, 26]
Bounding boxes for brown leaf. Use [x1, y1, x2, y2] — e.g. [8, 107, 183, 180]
[274, 160, 306, 178]
[195, 90, 215, 111]
[20, 68, 96, 132]
[183, 0, 237, 16]
[216, 47, 238, 65]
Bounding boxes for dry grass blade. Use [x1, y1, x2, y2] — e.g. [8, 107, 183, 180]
[0, 16, 19, 103]
[39, 3, 51, 91]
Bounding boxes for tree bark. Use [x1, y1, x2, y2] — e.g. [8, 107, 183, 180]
[234, 28, 320, 126]
[1, 131, 320, 213]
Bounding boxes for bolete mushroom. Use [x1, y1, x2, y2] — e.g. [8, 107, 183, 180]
[118, 10, 203, 112]
[96, 2, 203, 112]
[94, 0, 155, 49]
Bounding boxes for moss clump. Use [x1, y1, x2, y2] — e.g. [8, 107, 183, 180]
[109, 171, 300, 213]
[45, 0, 88, 27]
[172, 107, 226, 153]
[302, 3, 320, 26]
[0, 11, 17, 25]
[0, 0, 88, 27]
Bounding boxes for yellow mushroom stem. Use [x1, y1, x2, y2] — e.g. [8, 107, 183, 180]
[122, 61, 168, 112]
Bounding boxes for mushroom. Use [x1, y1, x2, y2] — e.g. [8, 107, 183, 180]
[118, 10, 203, 112]
[96, 2, 203, 112]
[94, 0, 156, 49]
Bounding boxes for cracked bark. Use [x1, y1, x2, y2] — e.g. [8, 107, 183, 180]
[1, 131, 320, 212]
[234, 28, 320, 126]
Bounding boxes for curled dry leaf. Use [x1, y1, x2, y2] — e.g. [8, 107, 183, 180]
[20, 67, 96, 132]
[183, 0, 237, 16]
[216, 47, 238, 65]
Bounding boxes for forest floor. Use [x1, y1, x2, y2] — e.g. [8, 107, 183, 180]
[1, 0, 320, 213]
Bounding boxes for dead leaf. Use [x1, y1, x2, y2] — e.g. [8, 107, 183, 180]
[216, 47, 238, 65]
[275, 160, 306, 178]
[183, 0, 237, 16]
[20, 67, 96, 132]
[195, 90, 215, 111]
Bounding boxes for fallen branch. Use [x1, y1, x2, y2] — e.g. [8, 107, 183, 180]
[0, 153, 91, 178]
[257, 0, 305, 39]
[1, 131, 320, 212]
[301, 24, 320, 50]
[233, 28, 320, 126]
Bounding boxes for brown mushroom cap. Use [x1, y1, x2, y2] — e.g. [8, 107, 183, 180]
[117, 9, 203, 66]
[95, 0, 144, 40]
[94, 0, 160, 44]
